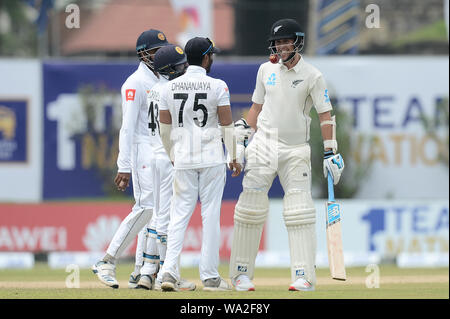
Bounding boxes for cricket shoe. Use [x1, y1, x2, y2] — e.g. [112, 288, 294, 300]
[137, 274, 155, 290]
[161, 272, 178, 292]
[91, 261, 119, 289]
[232, 274, 255, 291]
[289, 277, 315, 291]
[128, 272, 141, 289]
[202, 277, 232, 291]
[154, 279, 162, 291]
[177, 278, 196, 291]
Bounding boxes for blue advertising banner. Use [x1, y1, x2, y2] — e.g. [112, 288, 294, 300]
[42, 57, 450, 201]
[43, 61, 284, 199]
[43, 62, 135, 199]
[266, 199, 449, 267]
[0, 100, 28, 162]
[361, 204, 449, 255]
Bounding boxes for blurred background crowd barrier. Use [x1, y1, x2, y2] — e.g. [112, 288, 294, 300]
[0, 0, 448, 269]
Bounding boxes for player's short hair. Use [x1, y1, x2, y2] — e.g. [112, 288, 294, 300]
[187, 54, 206, 66]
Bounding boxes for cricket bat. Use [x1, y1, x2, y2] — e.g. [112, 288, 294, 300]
[326, 172, 346, 281]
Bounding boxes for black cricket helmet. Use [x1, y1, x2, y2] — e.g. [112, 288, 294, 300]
[154, 44, 188, 80]
[268, 18, 305, 62]
[136, 29, 169, 70]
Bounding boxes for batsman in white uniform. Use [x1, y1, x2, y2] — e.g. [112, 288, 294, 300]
[229, 19, 345, 292]
[136, 44, 195, 291]
[158, 37, 242, 292]
[92, 29, 169, 289]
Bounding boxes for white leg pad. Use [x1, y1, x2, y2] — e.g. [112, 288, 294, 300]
[229, 190, 269, 281]
[157, 234, 167, 267]
[141, 228, 159, 276]
[283, 191, 317, 285]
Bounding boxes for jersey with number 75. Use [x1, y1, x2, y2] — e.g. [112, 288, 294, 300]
[159, 65, 231, 169]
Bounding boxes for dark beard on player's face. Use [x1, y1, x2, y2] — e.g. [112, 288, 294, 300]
[205, 56, 213, 73]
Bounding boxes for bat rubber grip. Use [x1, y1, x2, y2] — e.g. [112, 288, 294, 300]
[327, 172, 335, 202]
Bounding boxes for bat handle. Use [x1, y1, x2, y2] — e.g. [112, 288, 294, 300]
[327, 172, 335, 202]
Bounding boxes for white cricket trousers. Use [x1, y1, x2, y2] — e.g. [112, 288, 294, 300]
[106, 143, 154, 259]
[149, 152, 173, 234]
[161, 164, 226, 282]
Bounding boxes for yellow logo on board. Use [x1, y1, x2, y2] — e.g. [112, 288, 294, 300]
[0, 106, 16, 140]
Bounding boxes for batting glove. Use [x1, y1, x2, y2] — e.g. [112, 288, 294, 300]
[234, 118, 254, 147]
[323, 150, 344, 185]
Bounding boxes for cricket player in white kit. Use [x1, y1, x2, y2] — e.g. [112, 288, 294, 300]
[229, 19, 345, 292]
[136, 44, 194, 291]
[92, 29, 169, 289]
[158, 37, 242, 292]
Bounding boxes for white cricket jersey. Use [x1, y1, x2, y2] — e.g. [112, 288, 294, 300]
[117, 62, 159, 173]
[252, 56, 333, 145]
[147, 77, 170, 158]
[159, 65, 231, 169]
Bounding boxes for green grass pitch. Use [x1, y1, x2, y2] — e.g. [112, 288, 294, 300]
[0, 262, 448, 299]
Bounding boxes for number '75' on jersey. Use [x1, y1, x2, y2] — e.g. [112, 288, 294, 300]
[174, 93, 209, 127]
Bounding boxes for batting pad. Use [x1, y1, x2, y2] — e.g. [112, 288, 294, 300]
[229, 190, 269, 281]
[283, 191, 317, 285]
[283, 191, 316, 226]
